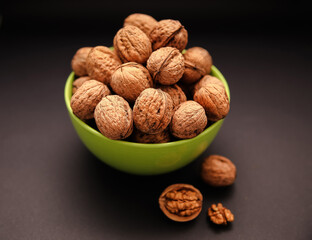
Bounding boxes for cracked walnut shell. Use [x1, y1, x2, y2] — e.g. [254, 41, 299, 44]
[181, 47, 213, 84]
[70, 80, 111, 120]
[208, 203, 234, 225]
[113, 25, 152, 64]
[71, 47, 92, 77]
[170, 101, 207, 139]
[111, 62, 153, 102]
[150, 19, 188, 52]
[72, 76, 91, 94]
[147, 47, 184, 85]
[133, 88, 174, 134]
[159, 183, 203, 222]
[124, 13, 158, 37]
[194, 83, 230, 121]
[94, 95, 133, 140]
[86, 46, 121, 85]
[201, 155, 236, 187]
[158, 84, 187, 109]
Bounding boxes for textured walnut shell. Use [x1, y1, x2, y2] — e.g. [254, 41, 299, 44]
[94, 95, 133, 140]
[201, 155, 236, 187]
[124, 13, 158, 37]
[71, 47, 92, 77]
[133, 88, 174, 134]
[132, 128, 170, 143]
[111, 62, 153, 102]
[72, 76, 91, 94]
[86, 46, 121, 85]
[193, 83, 230, 121]
[147, 47, 184, 85]
[193, 75, 224, 94]
[113, 25, 152, 64]
[150, 19, 188, 52]
[170, 101, 207, 139]
[159, 184, 203, 222]
[181, 47, 213, 84]
[70, 80, 111, 120]
[158, 84, 187, 109]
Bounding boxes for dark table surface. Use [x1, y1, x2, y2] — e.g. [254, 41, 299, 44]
[0, 30, 311, 240]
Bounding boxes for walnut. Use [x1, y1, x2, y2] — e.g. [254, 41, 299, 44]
[193, 75, 224, 94]
[131, 128, 170, 143]
[201, 155, 236, 187]
[110, 62, 153, 102]
[70, 80, 111, 120]
[193, 83, 230, 121]
[147, 47, 184, 85]
[86, 46, 121, 85]
[94, 95, 133, 140]
[158, 84, 187, 109]
[170, 101, 207, 139]
[133, 88, 174, 134]
[208, 203, 234, 225]
[150, 19, 188, 52]
[181, 47, 213, 84]
[113, 25, 152, 64]
[72, 76, 91, 94]
[71, 47, 92, 77]
[124, 13, 158, 38]
[159, 183, 203, 222]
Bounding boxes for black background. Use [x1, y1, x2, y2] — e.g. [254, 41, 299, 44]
[1, 1, 312, 239]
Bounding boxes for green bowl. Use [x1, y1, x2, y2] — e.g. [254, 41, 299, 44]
[64, 66, 230, 175]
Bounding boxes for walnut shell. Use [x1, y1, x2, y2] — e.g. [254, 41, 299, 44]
[201, 155, 236, 187]
[193, 83, 230, 121]
[150, 19, 188, 52]
[159, 183, 203, 222]
[133, 88, 174, 134]
[94, 95, 133, 140]
[132, 128, 170, 143]
[158, 84, 187, 109]
[70, 80, 111, 120]
[110, 62, 153, 102]
[113, 25, 152, 64]
[86, 46, 121, 85]
[170, 101, 207, 139]
[193, 75, 224, 94]
[72, 76, 91, 94]
[147, 47, 184, 85]
[124, 13, 158, 37]
[181, 47, 213, 84]
[71, 47, 92, 77]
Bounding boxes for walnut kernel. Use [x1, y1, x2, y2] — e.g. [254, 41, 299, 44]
[124, 13, 158, 37]
[208, 203, 234, 225]
[71, 47, 92, 77]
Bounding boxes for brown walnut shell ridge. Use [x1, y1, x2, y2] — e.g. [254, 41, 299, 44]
[124, 13, 158, 37]
[71, 47, 92, 77]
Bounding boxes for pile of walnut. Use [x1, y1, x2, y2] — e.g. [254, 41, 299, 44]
[70, 13, 230, 143]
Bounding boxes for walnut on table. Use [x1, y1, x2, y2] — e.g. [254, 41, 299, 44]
[208, 203, 234, 225]
[110, 62, 153, 103]
[86, 46, 121, 85]
[94, 95, 133, 140]
[71, 47, 92, 77]
[72, 76, 91, 94]
[157, 84, 187, 109]
[123, 13, 158, 38]
[70, 80, 111, 120]
[133, 88, 174, 134]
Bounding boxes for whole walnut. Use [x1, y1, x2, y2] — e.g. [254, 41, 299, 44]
[113, 25, 152, 64]
[201, 155, 236, 187]
[72, 76, 91, 94]
[86, 46, 121, 85]
[147, 47, 184, 85]
[71, 47, 92, 77]
[193, 83, 230, 121]
[94, 95, 133, 140]
[170, 101, 207, 139]
[193, 75, 224, 94]
[150, 19, 188, 52]
[124, 13, 158, 38]
[158, 84, 187, 109]
[132, 128, 171, 143]
[70, 80, 111, 120]
[181, 47, 213, 84]
[133, 88, 174, 134]
[110, 62, 153, 102]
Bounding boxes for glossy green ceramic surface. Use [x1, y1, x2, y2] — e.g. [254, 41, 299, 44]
[64, 66, 230, 175]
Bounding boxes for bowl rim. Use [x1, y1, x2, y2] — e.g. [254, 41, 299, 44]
[64, 65, 230, 148]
